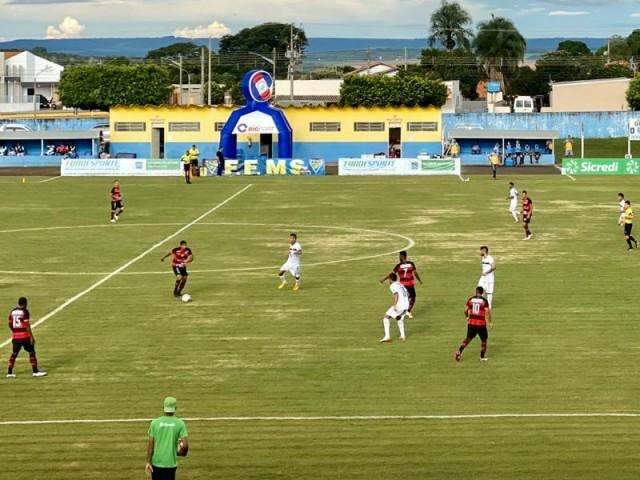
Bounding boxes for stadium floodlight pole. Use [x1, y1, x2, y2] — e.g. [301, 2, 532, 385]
[201, 47, 205, 105]
[32, 65, 54, 121]
[165, 56, 185, 105]
[249, 51, 277, 96]
[208, 37, 212, 106]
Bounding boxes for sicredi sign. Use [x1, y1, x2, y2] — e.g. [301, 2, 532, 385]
[562, 158, 640, 175]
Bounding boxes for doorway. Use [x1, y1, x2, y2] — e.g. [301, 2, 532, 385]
[260, 134, 273, 159]
[152, 127, 165, 159]
[389, 127, 401, 158]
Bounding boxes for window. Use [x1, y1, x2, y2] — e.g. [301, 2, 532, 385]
[114, 122, 146, 132]
[169, 122, 200, 132]
[354, 122, 385, 132]
[310, 122, 341, 132]
[407, 122, 438, 132]
[214, 122, 226, 132]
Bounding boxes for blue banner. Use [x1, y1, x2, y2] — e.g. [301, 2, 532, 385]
[206, 158, 325, 176]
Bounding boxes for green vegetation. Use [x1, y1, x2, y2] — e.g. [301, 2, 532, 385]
[554, 137, 640, 162]
[627, 76, 640, 111]
[428, 0, 474, 51]
[1, 175, 640, 479]
[340, 75, 448, 107]
[59, 64, 172, 110]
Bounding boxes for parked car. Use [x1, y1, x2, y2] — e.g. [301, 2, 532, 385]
[0, 123, 32, 132]
[513, 96, 535, 113]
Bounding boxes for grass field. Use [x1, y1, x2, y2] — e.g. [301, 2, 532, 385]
[1, 173, 639, 480]
[554, 137, 640, 162]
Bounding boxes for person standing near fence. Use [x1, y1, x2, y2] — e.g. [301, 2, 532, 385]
[216, 147, 225, 177]
[489, 151, 500, 179]
[146, 397, 189, 480]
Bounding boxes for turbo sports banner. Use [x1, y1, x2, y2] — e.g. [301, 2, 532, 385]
[61, 158, 182, 176]
[338, 158, 461, 176]
[561, 158, 640, 176]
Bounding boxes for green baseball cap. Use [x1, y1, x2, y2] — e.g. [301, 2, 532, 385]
[163, 396, 177, 413]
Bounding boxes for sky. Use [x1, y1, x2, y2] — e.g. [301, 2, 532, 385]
[0, 0, 639, 41]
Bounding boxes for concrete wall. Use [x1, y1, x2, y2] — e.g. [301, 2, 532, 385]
[443, 111, 640, 138]
[546, 78, 631, 113]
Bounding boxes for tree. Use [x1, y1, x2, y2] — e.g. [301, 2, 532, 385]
[557, 40, 591, 56]
[420, 47, 484, 99]
[427, 0, 473, 51]
[59, 64, 172, 110]
[595, 36, 631, 61]
[219, 23, 308, 79]
[340, 75, 448, 108]
[146, 42, 202, 60]
[506, 66, 549, 97]
[536, 51, 587, 83]
[627, 75, 640, 110]
[626, 29, 640, 56]
[473, 16, 526, 83]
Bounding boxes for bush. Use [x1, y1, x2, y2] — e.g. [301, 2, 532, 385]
[340, 75, 448, 108]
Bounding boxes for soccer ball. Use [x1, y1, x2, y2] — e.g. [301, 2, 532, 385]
[181, 294, 192, 303]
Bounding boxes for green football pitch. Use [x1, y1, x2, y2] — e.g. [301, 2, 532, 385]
[0, 173, 639, 480]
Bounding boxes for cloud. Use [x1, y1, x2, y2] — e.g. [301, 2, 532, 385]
[632, 12, 640, 17]
[174, 20, 230, 38]
[46, 16, 86, 38]
[518, 6, 545, 15]
[548, 10, 590, 16]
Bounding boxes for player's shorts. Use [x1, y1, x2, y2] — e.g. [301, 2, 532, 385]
[386, 306, 408, 320]
[172, 265, 188, 277]
[478, 277, 494, 294]
[523, 214, 532, 224]
[466, 325, 488, 342]
[151, 466, 177, 480]
[280, 261, 301, 278]
[111, 200, 123, 211]
[12, 339, 35, 355]
[624, 223, 633, 236]
[405, 285, 416, 300]
[183, 163, 191, 172]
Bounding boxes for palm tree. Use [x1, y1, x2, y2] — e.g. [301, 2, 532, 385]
[473, 15, 526, 83]
[428, 0, 473, 52]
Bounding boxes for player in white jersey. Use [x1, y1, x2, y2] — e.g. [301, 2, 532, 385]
[618, 193, 627, 224]
[508, 182, 520, 222]
[477, 246, 496, 308]
[278, 233, 302, 291]
[380, 273, 410, 343]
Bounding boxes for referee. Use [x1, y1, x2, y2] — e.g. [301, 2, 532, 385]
[145, 397, 189, 480]
[621, 200, 638, 251]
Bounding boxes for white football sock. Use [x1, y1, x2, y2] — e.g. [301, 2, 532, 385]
[279, 275, 286, 283]
[512, 211, 519, 221]
[397, 318, 406, 339]
[383, 318, 391, 338]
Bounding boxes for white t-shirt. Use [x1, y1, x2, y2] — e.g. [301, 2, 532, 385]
[509, 187, 518, 201]
[619, 200, 626, 213]
[481, 255, 495, 282]
[390, 282, 410, 311]
[288, 242, 302, 265]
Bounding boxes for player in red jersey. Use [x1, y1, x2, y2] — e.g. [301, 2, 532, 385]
[161, 240, 194, 297]
[522, 190, 533, 240]
[6, 297, 47, 378]
[454, 286, 492, 362]
[110, 180, 124, 223]
[380, 251, 422, 318]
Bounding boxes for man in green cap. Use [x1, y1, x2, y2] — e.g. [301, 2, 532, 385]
[145, 396, 189, 480]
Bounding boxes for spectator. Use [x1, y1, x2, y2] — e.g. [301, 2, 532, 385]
[216, 147, 225, 177]
[514, 140, 523, 165]
[546, 139, 553, 154]
[564, 136, 574, 157]
[524, 144, 531, 164]
[471, 143, 481, 155]
[505, 141, 513, 160]
[450, 139, 460, 158]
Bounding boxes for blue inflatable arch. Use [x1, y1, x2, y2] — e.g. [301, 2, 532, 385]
[220, 70, 293, 159]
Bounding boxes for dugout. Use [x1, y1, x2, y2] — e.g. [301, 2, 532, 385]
[448, 128, 559, 166]
[0, 130, 100, 167]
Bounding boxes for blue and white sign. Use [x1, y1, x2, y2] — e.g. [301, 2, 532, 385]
[206, 158, 325, 176]
[247, 70, 274, 103]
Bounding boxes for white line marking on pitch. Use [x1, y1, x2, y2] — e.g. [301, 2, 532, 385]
[1, 413, 639, 426]
[0, 184, 253, 349]
[0, 222, 414, 276]
[38, 176, 62, 183]
[554, 164, 576, 181]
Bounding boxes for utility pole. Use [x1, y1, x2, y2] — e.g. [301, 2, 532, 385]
[200, 47, 205, 105]
[179, 54, 183, 105]
[404, 47, 408, 71]
[286, 23, 300, 104]
[208, 38, 213, 105]
[366, 48, 371, 69]
[272, 47, 277, 79]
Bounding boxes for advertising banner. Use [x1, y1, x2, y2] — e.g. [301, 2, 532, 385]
[561, 158, 640, 176]
[61, 158, 182, 176]
[629, 119, 640, 141]
[204, 158, 326, 176]
[338, 158, 461, 176]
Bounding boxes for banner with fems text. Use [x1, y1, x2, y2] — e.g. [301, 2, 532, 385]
[205, 158, 326, 176]
[561, 158, 640, 176]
